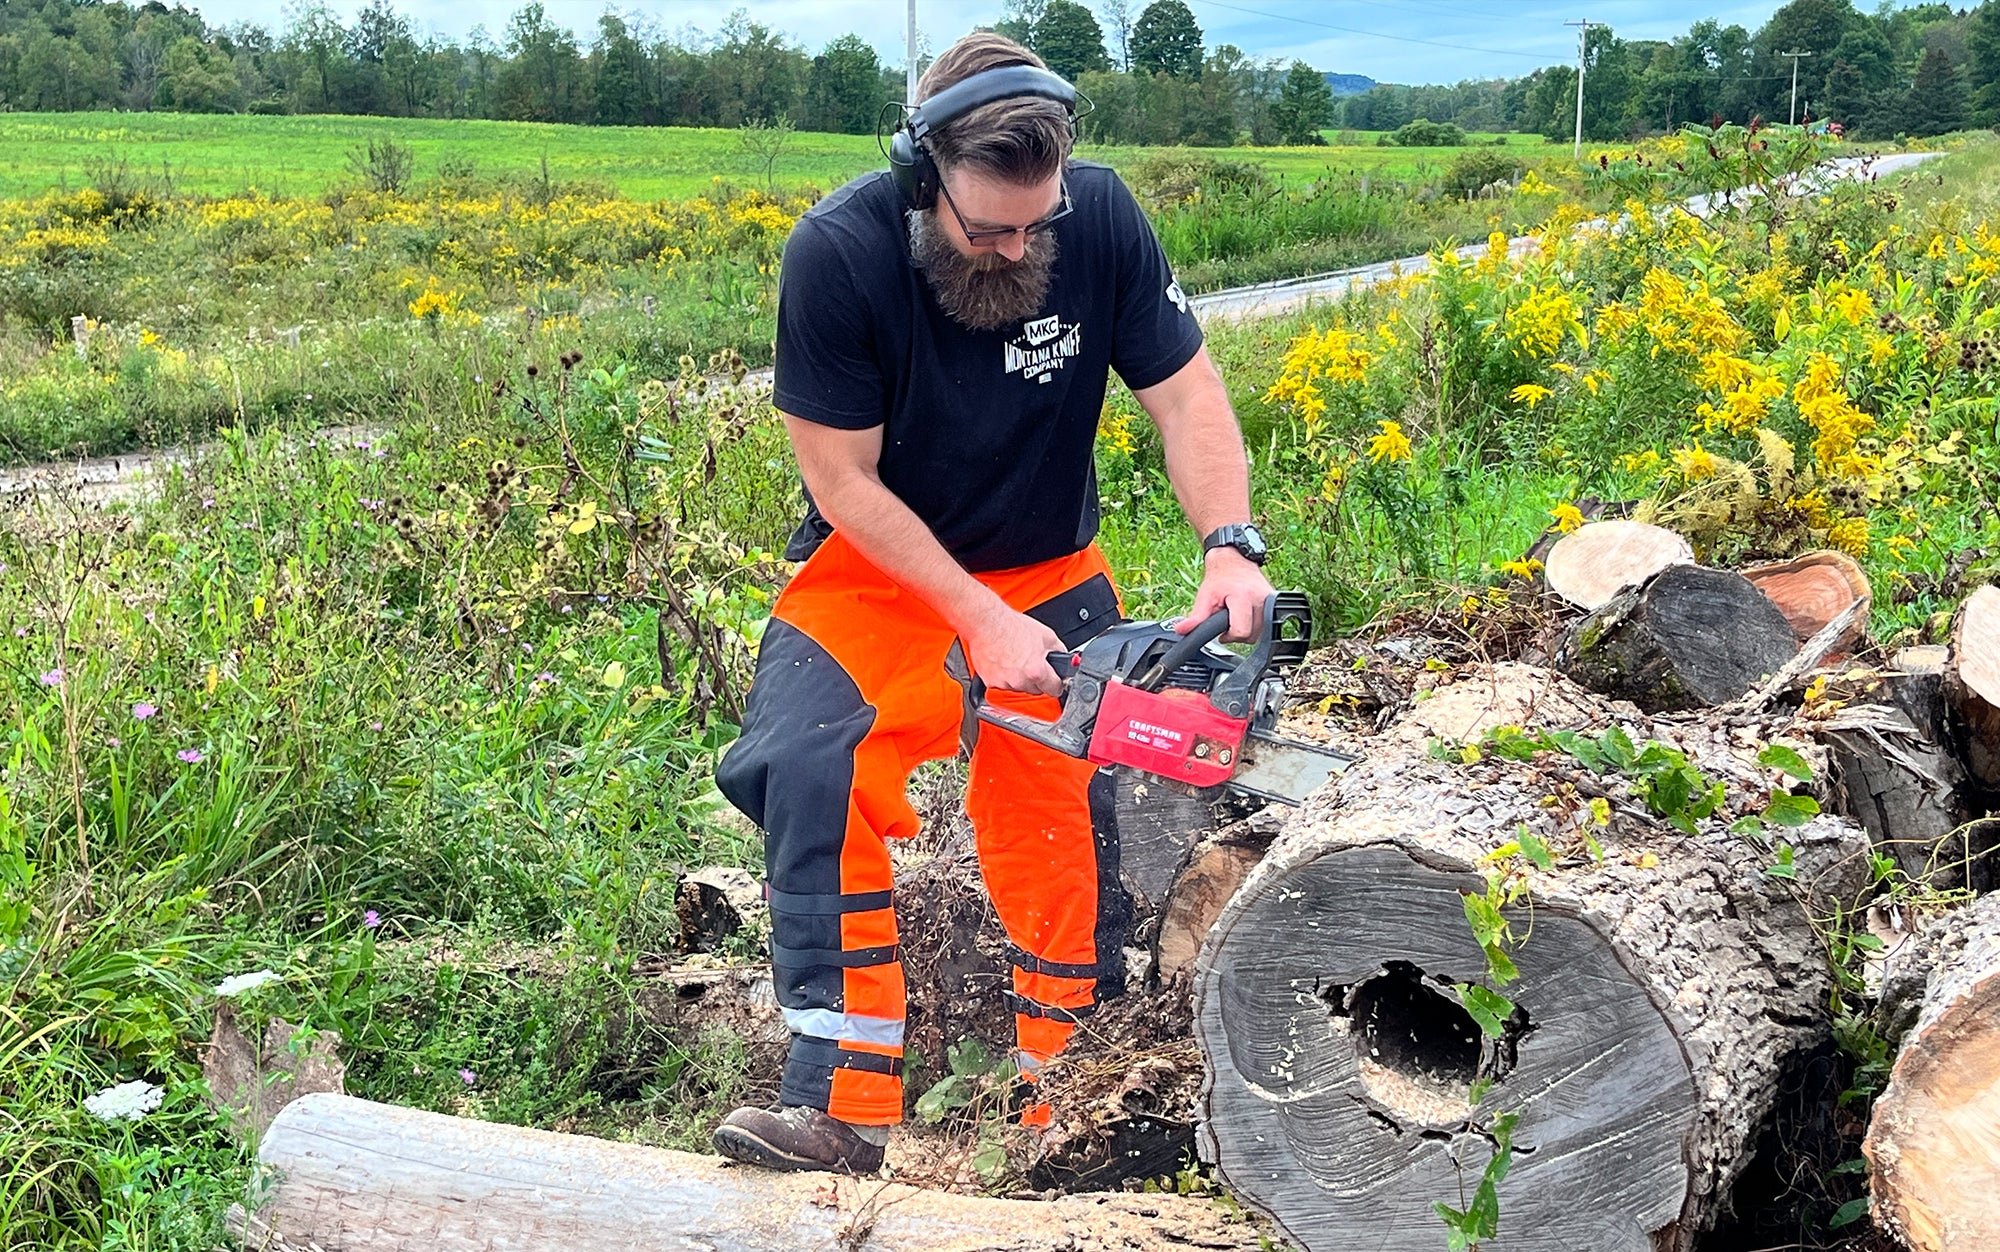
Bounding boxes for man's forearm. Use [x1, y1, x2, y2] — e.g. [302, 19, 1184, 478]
[811, 471, 1010, 637]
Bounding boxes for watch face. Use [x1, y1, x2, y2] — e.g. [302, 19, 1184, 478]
[1241, 525, 1267, 559]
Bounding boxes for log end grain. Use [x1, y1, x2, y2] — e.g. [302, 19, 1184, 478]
[1946, 586, 2000, 788]
[1544, 520, 1694, 611]
[1742, 550, 1872, 649]
[1865, 894, 2000, 1252]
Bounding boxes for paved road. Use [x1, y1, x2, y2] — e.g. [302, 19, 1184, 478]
[0, 150, 1947, 509]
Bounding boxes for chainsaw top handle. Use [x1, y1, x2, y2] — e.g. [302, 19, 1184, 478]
[1131, 607, 1231, 691]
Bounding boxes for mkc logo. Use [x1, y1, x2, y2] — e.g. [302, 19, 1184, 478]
[1004, 316, 1082, 384]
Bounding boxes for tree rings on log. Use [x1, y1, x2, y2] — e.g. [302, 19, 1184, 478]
[1864, 893, 2000, 1251]
[1556, 564, 1800, 711]
[1543, 520, 1693, 611]
[1742, 550, 1872, 652]
[1945, 585, 2000, 788]
[1194, 745, 1871, 1252]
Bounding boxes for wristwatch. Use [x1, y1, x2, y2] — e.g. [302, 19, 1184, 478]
[1202, 523, 1268, 565]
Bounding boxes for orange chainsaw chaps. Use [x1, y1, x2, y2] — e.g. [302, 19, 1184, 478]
[716, 532, 1132, 1126]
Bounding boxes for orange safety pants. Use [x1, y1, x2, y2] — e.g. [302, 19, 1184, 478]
[715, 531, 1129, 1125]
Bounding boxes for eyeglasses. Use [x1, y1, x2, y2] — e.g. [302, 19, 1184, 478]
[935, 177, 1072, 247]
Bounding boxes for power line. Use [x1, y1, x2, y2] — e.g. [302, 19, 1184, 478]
[1184, 0, 1554, 61]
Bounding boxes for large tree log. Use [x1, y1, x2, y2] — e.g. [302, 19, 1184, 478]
[1543, 519, 1693, 611]
[1864, 893, 2000, 1251]
[1945, 585, 2000, 788]
[1556, 563, 1801, 711]
[1821, 672, 1976, 889]
[1193, 719, 1872, 1252]
[239, 1093, 1271, 1251]
[1742, 550, 1872, 653]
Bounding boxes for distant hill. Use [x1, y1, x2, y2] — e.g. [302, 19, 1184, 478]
[1323, 73, 1377, 97]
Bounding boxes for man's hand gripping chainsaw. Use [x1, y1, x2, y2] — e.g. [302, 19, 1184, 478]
[977, 591, 1354, 805]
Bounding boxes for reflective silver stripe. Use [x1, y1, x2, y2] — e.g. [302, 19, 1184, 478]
[781, 1007, 905, 1048]
[1015, 1050, 1046, 1076]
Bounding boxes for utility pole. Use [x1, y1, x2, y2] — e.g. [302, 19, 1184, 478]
[907, 0, 919, 102]
[1565, 19, 1590, 159]
[1780, 50, 1813, 125]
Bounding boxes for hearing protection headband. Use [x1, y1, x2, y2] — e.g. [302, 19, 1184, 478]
[884, 65, 1081, 211]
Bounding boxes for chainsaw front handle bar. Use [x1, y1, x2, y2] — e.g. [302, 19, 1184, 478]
[1134, 608, 1232, 692]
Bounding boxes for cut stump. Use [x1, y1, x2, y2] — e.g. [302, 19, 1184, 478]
[1543, 519, 1693, 611]
[1742, 550, 1872, 652]
[1864, 893, 2000, 1251]
[1945, 585, 2000, 788]
[240, 1092, 1271, 1251]
[1194, 729, 1871, 1252]
[1556, 563, 1800, 711]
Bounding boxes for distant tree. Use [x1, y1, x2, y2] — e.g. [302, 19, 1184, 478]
[497, 3, 585, 122]
[706, 13, 807, 127]
[991, 0, 1046, 50]
[1270, 59, 1332, 144]
[1826, 21, 1894, 96]
[591, 13, 647, 125]
[1896, 44, 1967, 135]
[1100, 0, 1136, 71]
[804, 34, 886, 134]
[1036, 0, 1109, 82]
[282, 3, 347, 111]
[1969, 0, 2000, 124]
[1751, 0, 1862, 120]
[1131, 0, 1202, 78]
[1528, 63, 1578, 142]
[1819, 57, 1876, 133]
[156, 35, 242, 111]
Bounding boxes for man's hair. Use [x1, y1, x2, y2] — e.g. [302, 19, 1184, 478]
[915, 33, 1073, 186]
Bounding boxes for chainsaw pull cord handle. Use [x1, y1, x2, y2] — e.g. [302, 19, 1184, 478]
[1133, 607, 1232, 692]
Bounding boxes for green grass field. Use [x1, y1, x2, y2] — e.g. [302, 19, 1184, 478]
[0, 111, 1557, 200]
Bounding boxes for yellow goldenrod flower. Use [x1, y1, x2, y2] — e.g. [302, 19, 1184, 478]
[1367, 419, 1413, 464]
[1552, 502, 1585, 533]
[1672, 442, 1718, 480]
[1510, 383, 1553, 409]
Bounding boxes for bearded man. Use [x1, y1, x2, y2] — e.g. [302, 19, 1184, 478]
[712, 32, 1274, 1174]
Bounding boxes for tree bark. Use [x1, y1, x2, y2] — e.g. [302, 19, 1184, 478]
[1193, 732, 1872, 1252]
[1557, 564, 1801, 711]
[240, 1093, 1272, 1251]
[1864, 893, 2000, 1252]
[1945, 585, 2000, 789]
[1543, 520, 1692, 611]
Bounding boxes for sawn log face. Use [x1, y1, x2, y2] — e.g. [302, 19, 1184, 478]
[1194, 736, 1871, 1252]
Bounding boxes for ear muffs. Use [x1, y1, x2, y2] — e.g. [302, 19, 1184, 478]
[883, 65, 1082, 211]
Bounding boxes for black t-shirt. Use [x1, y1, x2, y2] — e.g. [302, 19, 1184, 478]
[773, 160, 1204, 574]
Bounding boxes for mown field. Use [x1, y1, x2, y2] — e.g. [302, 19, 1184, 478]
[3, 123, 1997, 1250]
[0, 111, 1549, 200]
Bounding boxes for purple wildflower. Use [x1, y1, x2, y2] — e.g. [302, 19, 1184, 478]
[459, 1069, 477, 1086]
[178, 748, 205, 764]
[363, 910, 381, 928]
[38, 668, 62, 686]
[133, 702, 158, 720]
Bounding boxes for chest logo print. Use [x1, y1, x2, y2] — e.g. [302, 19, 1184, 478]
[1004, 316, 1083, 384]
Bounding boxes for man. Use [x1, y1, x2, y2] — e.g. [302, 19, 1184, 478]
[712, 32, 1273, 1174]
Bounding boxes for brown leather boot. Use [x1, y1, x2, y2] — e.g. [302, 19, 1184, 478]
[712, 1104, 887, 1174]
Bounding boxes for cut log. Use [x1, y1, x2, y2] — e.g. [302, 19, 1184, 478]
[1864, 893, 2000, 1251]
[242, 1092, 1271, 1251]
[1556, 563, 1801, 711]
[1945, 585, 2000, 788]
[1543, 519, 1693, 611]
[1154, 808, 1284, 981]
[1194, 733, 1872, 1252]
[1821, 656, 1977, 888]
[1742, 550, 1872, 652]
[674, 866, 766, 952]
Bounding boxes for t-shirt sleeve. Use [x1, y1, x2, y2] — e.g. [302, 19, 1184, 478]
[772, 217, 886, 430]
[1105, 174, 1205, 392]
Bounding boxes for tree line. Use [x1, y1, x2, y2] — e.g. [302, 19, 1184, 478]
[0, 0, 1994, 144]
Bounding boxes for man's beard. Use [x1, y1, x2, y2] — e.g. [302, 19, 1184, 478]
[908, 208, 1058, 333]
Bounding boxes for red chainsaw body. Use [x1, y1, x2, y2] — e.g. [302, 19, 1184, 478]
[1087, 681, 1248, 787]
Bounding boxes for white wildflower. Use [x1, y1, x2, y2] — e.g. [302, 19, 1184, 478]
[214, 969, 282, 998]
[85, 1080, 163, 1123]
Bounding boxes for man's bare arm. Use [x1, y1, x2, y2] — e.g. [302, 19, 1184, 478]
[783, 414, 1066, 695]
[1131, 348, 1274, 640]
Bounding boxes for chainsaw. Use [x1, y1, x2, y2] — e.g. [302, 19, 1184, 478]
[977, 591, 1355, 805]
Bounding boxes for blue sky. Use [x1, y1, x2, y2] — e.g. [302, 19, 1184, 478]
[197, 1, 1794, 86]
